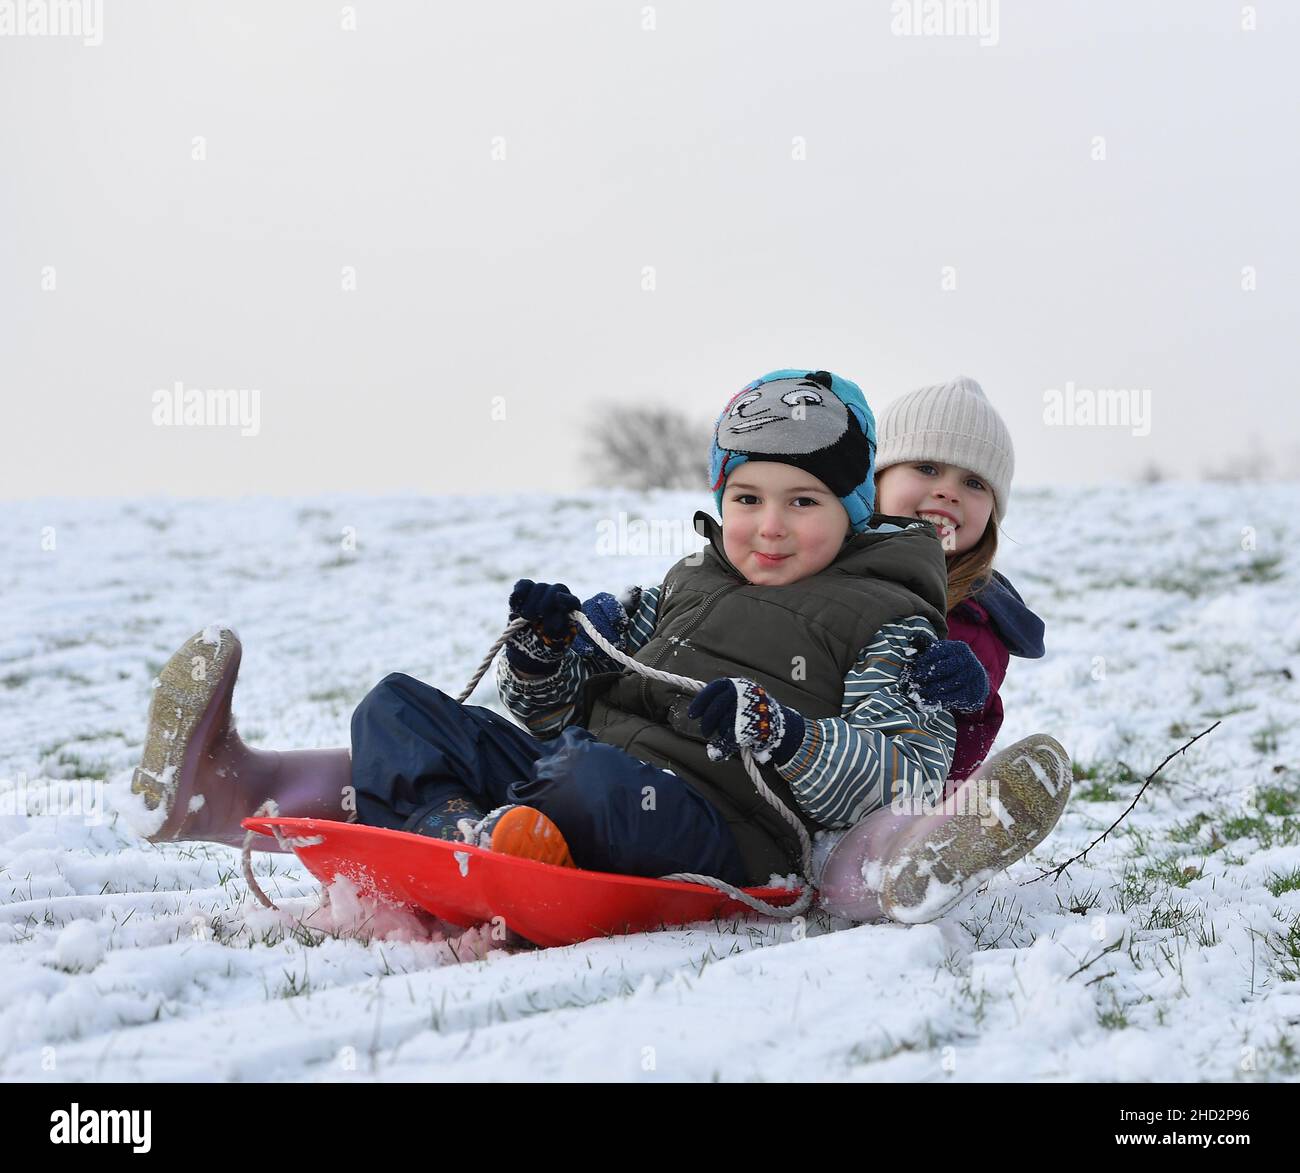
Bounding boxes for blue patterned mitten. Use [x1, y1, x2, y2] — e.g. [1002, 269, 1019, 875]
[686, 676, 807, 765]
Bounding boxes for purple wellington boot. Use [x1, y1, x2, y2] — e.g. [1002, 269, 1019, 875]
[130, 627, 354, 851]
[815, 808, 916, 922]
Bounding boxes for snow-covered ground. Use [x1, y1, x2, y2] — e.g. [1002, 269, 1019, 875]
[3, 484, 1299, 1081]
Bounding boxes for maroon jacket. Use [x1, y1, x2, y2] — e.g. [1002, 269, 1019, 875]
[945, 572, 1045, 785]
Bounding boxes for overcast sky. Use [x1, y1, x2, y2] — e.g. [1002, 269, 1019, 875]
[2, 0, 1297, 503]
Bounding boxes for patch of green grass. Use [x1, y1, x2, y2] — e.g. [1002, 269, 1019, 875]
[845, 1035, 924, 1065]
[1239, 553, 1285, 584]
[1100, 568, 1203, 596]
[1115, 865, 1160, 913]
[1220, 811, 1268, 843]
[1115, 847, 1211, 920]
[1202, 703, 1256, 720]
[1251, 720, 1287, 756]
[1097, 993, 1129, 1030]
[1072, 760, 1138, 803]
[1259, 1031, 1300, 1077]
[51, 749, 109, 780]
[306, 686, 355, 705]
[1169, 812, 1218, 847]
[1146, 855, 1205, 888]
[1191, 916, 1220, 948]
[1254, 784, 1299, 817]
[1187, 785, 1300, 851]
[277, 968, 313, 999]
[1221, 811, 1300, 851]
[1262, 913, 1300, 983]
[959, 895, 1033, 951]
[1266, 867, 1300, 898]
[1155, 571, 1204, 596]
[1143, 898, 1198, 932]
[954, 973, 993, 1029]
[387, 517, 440, 534]
[212, 915, 326, 951]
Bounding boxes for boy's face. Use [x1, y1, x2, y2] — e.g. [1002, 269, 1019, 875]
[721, 461, 852, 586]
[874, 461, 994, 555]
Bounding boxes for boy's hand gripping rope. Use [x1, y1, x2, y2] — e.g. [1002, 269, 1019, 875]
[243, 612, 815, 921]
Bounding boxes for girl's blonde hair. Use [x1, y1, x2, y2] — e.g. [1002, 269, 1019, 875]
[944, 520, 998, 613]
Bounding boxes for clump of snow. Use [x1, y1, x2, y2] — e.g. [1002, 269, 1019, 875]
[50, 921, 103, 973]
[199, 624, 231, 648]
[311, 875, 439, 943]
[109, 767, 168, 839]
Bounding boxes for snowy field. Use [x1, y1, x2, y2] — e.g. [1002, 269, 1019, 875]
[3, 484, 1299, 1082]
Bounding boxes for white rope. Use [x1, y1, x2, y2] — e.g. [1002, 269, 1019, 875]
[241, 799, 324, 915]
[465, 613, 815, 919]
[243, 799, 283, 909]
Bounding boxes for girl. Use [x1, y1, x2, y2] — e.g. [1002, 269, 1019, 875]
[130, 370, 1067, 921]
[815, 376, 1071, 924]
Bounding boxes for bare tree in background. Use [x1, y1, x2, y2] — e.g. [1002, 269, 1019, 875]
[1200, 435, 1291, 482]
[581, 402, 709, 491]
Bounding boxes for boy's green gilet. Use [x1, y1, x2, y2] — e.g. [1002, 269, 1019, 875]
[577, 510, 950, 886]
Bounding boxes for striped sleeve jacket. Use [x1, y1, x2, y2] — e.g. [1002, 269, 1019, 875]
[496, 585, 955, 828]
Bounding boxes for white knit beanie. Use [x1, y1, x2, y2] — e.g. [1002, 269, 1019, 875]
[875, 376, 1015, 522]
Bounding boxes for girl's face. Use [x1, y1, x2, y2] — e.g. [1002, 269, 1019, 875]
[722, 461, 852, 586]
[874, 461, 994, 556]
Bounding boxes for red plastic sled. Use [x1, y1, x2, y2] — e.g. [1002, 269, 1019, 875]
[243, 816, 805, 948]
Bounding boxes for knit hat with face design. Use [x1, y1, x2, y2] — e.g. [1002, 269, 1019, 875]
[709, 369, 878, 534]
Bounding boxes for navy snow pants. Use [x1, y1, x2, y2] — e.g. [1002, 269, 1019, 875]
[349, 672, 747, 885]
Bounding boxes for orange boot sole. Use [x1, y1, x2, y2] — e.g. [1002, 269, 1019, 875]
[488, 806, 577, 868]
